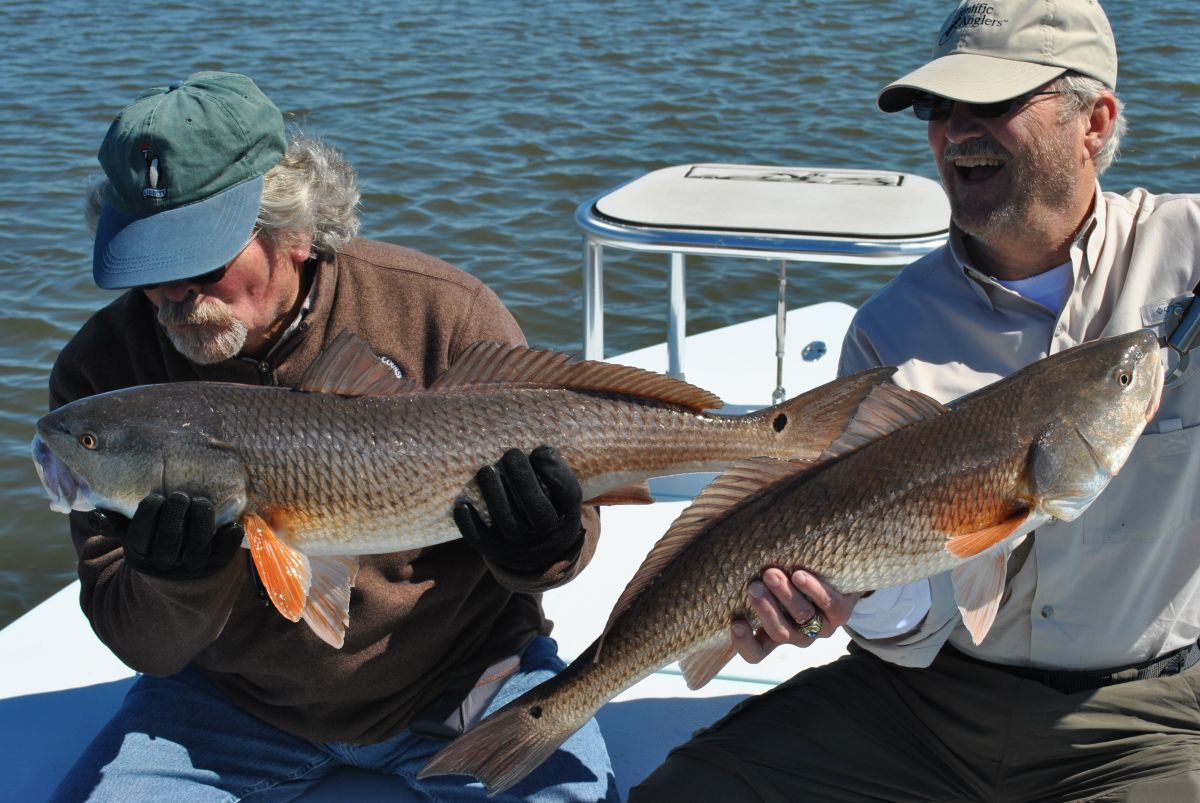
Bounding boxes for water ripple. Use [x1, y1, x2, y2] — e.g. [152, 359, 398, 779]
[0, 0, 1196, 625]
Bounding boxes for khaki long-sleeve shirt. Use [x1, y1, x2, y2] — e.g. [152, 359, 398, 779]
[839, 185, 1200, 671]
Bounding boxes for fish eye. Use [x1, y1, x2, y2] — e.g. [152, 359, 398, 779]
[1116, 370, 1131, 387]
[79, 432, 98, 450]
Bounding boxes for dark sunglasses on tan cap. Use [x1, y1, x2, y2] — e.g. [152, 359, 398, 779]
[911, 89, 1061, 122]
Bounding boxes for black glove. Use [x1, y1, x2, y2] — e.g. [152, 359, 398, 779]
[88, 492, 244, 579]
[454, 445, 585, 574]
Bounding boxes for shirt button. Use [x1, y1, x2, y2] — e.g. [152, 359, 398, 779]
[1040, 606, 1054, 619]
[1054, 323, 1064, 336]
[258, 362, 270, 373]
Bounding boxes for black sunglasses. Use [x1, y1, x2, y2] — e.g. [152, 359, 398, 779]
[911, 90, 1060, 122]
[134, 264, 229, 292]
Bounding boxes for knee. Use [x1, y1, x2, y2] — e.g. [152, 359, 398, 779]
[629, 751, 760, 803]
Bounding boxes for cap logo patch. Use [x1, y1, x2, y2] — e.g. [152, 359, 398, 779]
[939, 4, 1008, 46]
[140, 144, 166, 199]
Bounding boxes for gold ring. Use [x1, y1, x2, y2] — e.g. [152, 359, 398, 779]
[800, 613, 823, 639]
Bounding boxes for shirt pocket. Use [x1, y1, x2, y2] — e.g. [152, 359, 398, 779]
[1082, 423, 1200, 544]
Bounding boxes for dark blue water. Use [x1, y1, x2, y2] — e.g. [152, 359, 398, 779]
[1, 0, 1197, 626]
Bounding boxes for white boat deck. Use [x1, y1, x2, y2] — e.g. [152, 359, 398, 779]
[0, 164, 947, 800]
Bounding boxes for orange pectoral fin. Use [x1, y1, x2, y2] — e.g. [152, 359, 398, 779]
[945, 511, 1031, 559]
[244, 511, 311, 623]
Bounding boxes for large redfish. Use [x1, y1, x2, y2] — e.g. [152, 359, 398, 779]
[419, 330, 1164, 794]
[32, 331, 901, 648]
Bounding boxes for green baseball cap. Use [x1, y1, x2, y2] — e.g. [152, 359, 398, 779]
[878, 0, 1118, 113]
[93, 71, 286, 289]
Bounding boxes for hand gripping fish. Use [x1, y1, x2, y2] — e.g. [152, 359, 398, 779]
[419, 330, 1164, 795]
[32, 330, 905, 649]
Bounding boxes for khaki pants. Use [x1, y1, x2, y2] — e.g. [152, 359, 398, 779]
[629, 644, 1200, 802]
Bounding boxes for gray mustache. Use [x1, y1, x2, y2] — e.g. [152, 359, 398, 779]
[156, 298, 232, 328]
[943, 142, 1009, 163]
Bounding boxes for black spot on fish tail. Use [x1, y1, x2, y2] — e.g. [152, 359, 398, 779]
[773, 413, 788, 433]
[529, 705, 543, 719]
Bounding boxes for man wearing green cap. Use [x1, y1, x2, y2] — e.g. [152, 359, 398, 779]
[633, 2, 1200, 800]
[50, 72, 616, 801]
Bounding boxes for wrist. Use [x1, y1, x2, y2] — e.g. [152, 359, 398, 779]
[490, 525, 585, 575]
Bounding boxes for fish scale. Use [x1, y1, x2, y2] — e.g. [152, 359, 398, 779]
[419, 330, 1164, 795]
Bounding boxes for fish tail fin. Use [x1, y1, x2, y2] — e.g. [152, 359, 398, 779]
[752, 367, 903, 463]
[418, 674, 592, 796]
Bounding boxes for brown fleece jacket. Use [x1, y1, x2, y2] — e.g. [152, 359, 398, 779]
[49, 239, 600, 743]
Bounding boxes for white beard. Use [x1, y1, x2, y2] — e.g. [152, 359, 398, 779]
[156, 297, 250, 365]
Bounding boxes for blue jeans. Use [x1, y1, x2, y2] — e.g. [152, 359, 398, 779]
[51, 636, 617, 802]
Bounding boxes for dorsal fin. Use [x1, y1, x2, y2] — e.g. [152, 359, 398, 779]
[296, 330, 418, 396]
[817, 382, 948, 461]
[429, 342, 724, 411]
[594, 457, 807, 660]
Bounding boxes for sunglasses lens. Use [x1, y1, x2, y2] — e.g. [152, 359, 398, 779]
[974, 98, 1015, 118]
[912, 93, 1038, 121]
[134, 264, 228, 292]
[194, 265, 229, 286]
[911, 95, 949, 122]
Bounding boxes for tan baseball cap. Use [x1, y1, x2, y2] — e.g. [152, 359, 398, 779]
[878, 0, 1117, 113]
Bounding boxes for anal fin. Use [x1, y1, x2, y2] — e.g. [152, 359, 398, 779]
[586, 482, 654, 506]
[679, 637, 737, 690]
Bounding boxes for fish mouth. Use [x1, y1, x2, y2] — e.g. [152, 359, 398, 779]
[31, 435, 93, 514]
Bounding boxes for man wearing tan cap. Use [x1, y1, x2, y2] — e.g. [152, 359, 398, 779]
[633, 2, 1199, 800]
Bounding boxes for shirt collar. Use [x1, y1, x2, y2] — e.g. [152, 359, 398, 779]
[263, 259, 320, 361]
[1077, 180, 1105, 279]
[947, 181, 1105, 309]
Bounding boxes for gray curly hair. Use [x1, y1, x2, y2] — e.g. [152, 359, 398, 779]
[1054, 73, 1126, 176]
[257, 133, 360, 258]
[86, 132, 361, 259]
